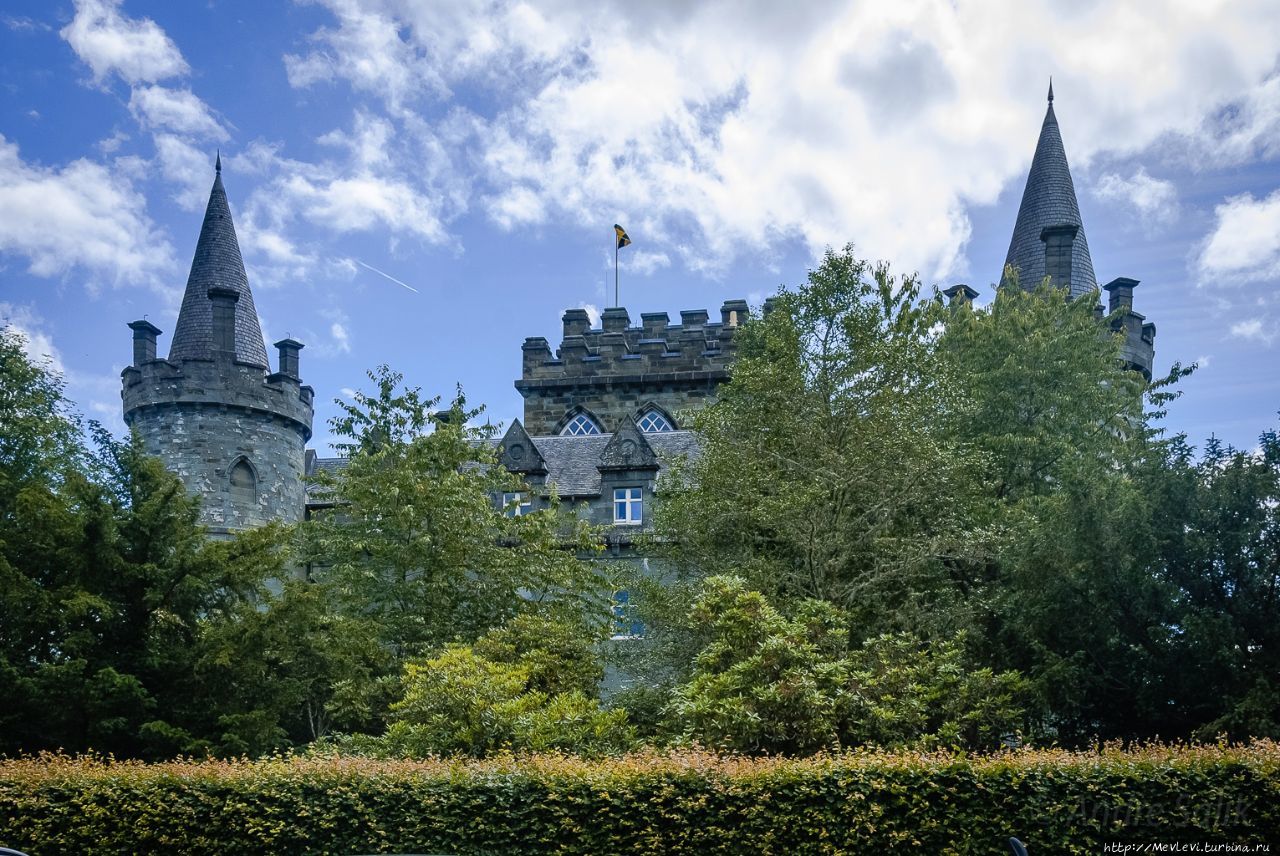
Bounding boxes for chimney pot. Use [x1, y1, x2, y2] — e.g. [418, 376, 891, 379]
[275, 338, 304, 378]
[127, 319, 162, 366]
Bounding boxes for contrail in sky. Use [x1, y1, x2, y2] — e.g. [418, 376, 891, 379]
[355, 259, 419, 293]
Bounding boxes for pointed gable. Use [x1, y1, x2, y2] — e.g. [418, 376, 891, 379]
[498, 419, 547, 475]
[168, 161, 269, 366]
[597, 418, 659, 472]
[1001, 83, 1098, 299]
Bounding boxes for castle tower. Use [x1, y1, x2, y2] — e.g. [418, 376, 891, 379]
[121, 158, 314, 537]
[999, 83, 1156, 379]
[516, 300, 749, 435]
[1001, 80, 1098, 299]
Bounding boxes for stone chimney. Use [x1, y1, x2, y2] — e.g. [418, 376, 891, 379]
[127, 320, 162, 366]
[275, 338, 303, 378]
[942, 284, 979, 308]
[1103, 277, 1138, 313]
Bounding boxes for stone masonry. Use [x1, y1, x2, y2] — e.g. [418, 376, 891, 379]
[122, 160, 313, 538]
[516, 301, 750, 435]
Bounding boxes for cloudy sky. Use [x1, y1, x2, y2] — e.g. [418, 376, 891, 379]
[3, 0, 1279, 453]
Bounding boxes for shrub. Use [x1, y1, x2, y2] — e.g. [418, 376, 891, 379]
[1, 744, 1276, 855]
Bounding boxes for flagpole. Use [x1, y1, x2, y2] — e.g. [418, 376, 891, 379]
[615, 236, 619, 307]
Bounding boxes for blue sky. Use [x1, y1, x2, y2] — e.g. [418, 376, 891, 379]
[2, 0, 1279, 455]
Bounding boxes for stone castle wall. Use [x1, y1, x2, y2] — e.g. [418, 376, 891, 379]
[122, 356, 313, 537]
[516, 301, 749, 435]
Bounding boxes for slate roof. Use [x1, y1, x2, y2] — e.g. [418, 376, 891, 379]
[304, 430, 700, 502]
[168, 160, 270, 367]
[1001, 85, 1098, 299]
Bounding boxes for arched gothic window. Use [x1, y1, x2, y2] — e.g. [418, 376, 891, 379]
[637, 408, 675, 433]
[561, 412, 602, 436]
[229, 458, 257, 506]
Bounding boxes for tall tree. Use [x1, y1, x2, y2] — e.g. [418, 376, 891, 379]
[301, 367, 604, 659]
[655, 247, 969, 635]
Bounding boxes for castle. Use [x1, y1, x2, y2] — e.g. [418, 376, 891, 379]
[121, 87, 1155, 544]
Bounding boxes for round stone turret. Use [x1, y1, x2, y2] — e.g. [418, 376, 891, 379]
[120, 162, 313, 537]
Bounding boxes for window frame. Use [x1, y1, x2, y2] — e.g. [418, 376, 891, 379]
[501, 491, 532, 517]
[613, 486, 643, 525]
[561, 412, 602, 436]
[636, 409, 675, 433]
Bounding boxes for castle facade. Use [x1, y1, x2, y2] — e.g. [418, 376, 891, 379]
[122, 88, 1155, 545]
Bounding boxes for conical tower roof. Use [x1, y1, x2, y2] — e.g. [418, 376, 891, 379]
[1001, 83, 1097, 298]
[168, 158, 269, 366]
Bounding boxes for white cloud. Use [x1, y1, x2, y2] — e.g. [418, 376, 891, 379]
[153, 133, 214, 210]
[1197, 190, 1280, 285]
[0, 303, 65, 375]
[129, 86, 228, 140]
[577, 302, 601, 327]
[0, 135, 174, 288]
[1194, 354, 1212, 370]
[1229, 318, 1274, 344]
[1093, 168, 1178, 228]
[619, 250, 671, 276]
[330, 322, 351, 353]
[60, 0, 188, 85]
[280, 0, 1280, 280]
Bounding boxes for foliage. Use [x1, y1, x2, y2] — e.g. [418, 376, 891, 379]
[194, 580, 394, 749]
[0, 326, 82, 511]
[654, 247, 967, 635]
[1146, 430, 1280, 740]
[934, 275, 1194, 743]
[300, 366, 604, 658]
[0, 425, 284, 758]
[665, 577, 1027, 753]
[2, 745, 1277, 855]
[375, 617, 633, 757]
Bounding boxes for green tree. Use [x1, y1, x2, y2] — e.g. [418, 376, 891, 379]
[1146, 430, 1280, 740]
[195, 579, 394, 752]
[655, 247, 968, 635]
[0, 425, 283, 757]
[301, 367, 604, 658]
[377, 617, 634, 757]
[936, 276, 1189, 743]
[665, 577, 1027, 753]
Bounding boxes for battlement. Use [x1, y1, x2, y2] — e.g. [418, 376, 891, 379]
[516, 300, 750, 435]
[520, 300, 748, 383]
[122, 353, 314, 438]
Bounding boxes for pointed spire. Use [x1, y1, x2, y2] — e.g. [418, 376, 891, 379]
[168, 164, 269, 366]
[1047, 77, 1054, 103]
[215, 149, 221, 173]
[1000, 84, 1097, 298]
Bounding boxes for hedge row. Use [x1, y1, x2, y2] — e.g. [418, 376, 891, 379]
[1, 744, 1277, 855]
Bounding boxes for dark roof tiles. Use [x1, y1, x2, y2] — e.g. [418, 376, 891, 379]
[168, 168, 270, 367]
[1001, 95, 1098, 299]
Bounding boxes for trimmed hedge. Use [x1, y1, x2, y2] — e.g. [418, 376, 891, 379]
[1, 744, 1277, 855]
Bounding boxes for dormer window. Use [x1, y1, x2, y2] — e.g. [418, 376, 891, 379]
[636, 408, 675, 433]
[561, 413, 602, 436]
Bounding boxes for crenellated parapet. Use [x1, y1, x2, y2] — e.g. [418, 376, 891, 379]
[122, 348, 314, 439]
[516, 300, 750, 435]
